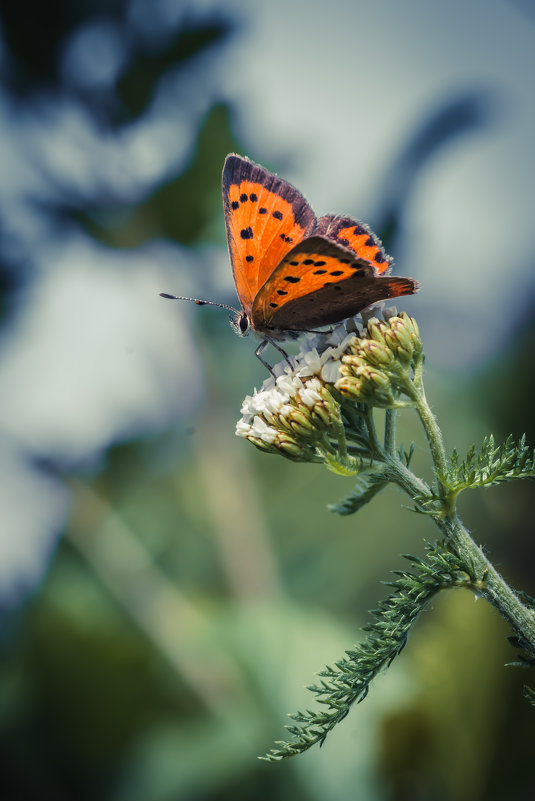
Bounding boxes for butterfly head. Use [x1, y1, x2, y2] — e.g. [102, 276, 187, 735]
[229, 309, 252, 338]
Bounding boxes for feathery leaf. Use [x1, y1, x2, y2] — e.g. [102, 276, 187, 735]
[261, 542, 470, 761]
[441, 434, 535, 496]
[328, 468, 389, 516]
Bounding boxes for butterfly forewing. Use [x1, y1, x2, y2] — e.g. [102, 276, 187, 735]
[223, 155, 316, 314]
[316, 214, 392, 275]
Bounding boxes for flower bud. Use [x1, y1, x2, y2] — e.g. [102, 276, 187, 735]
[399, 312, 423, 357]
[279, 407, 317, 438]
[366, 318, 390, 345]
[275, 433, 313, 459]
[335, 375, 366, 400]
[358, 339, 395, 367]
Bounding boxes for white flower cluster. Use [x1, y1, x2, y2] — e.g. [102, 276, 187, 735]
[236, 320, 361, 443]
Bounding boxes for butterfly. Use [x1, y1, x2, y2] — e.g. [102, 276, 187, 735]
[162, 154, 418, 369]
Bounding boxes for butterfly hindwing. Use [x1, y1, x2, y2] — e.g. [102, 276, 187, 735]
[222, 154, 316, 314]
[268, 274, 418, 331]
[251, 234, 418, 333]
[316, 214, 392, 274]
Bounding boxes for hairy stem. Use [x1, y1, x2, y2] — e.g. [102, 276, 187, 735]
[384, 454, 432, 502]
[415, 389, 448, 478]
[439, 514, 535, 655]
[384, 408, 397, 455]
[383, 389, 535, 656]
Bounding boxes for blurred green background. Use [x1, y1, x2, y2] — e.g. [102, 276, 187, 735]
[0, 2, 533, 800]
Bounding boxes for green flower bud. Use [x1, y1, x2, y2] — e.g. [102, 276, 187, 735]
[247, 436, 280, 454]
[366, 368, 391, 391]
[278, 407, 317, 438]
[276, 433, 312, 458]
[366, 318, 390, 345]
[358, 339, 395, 367]
[399, 312, 423, 356]
[335, 375, 366, 400]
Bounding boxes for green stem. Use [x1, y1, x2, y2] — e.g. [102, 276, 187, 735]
[384, 409, 397, 455]
[381, 405, 535, 656]
[439, 514, 535, 655]
[402, 365, 535, 656]
[364, 408, 383, 459]
[383, 453, 432, 502]
[412, 386, 448, 480]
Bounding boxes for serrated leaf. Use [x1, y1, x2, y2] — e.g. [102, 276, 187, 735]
[517, 589, 535, 611]
[523, 685, 535, 707]
[262, 541, 468, 761]
[399, 441, 415, 467]
[328, 468, 389, 515]
[322, 451, 360, 476]
[441, 434, 535, 496]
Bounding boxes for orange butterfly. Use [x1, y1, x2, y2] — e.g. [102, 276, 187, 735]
[162, 154, 418, 368]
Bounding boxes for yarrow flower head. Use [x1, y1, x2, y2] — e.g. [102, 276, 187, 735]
[236, 310, 423, 471]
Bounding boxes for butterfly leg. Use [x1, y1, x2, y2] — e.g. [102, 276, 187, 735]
[254, 338, 293, 375]
[254, 340, 275, 375]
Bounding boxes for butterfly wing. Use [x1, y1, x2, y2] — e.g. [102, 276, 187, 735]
[315, 214, 392, 274]
[222, 154, 317, 315]
[251, 235, 418, 333]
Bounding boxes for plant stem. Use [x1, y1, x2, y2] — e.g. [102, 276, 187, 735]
[382, 383, 535, 657]
[384, 453, 431, 501]
[384, 409, 397, 455]
[412, 385, 448, 481]
[440, 514, 535, 655]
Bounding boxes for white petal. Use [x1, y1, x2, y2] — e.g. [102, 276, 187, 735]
[235, 419, 252, 438]
[250, 416, 277, 443]
[321, 359, 342, 383]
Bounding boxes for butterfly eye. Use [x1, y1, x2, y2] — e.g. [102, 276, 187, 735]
[230, 310, 251, 338]
[239, 312, 251, 334]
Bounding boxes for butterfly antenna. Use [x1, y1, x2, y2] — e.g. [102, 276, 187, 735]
[159, 293, 240, 315]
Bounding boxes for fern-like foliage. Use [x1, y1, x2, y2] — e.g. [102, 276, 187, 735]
[524, 685, 535, 708]
[262, 543, 471, 761]
[442, 434, 535, 496]
[506, 633, 535, 667]
[328, 468, 389, 516]
[517, 589, 535, 611]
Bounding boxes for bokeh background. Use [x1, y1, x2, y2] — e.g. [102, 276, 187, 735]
[0, 1, 534, 799]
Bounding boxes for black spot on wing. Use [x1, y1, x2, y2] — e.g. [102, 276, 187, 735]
[222, 154, 316, 235]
